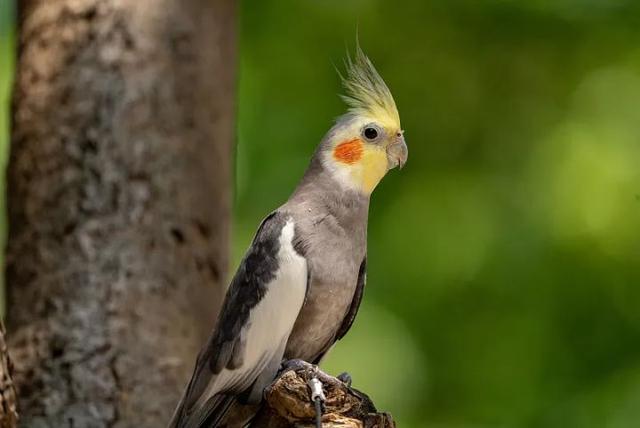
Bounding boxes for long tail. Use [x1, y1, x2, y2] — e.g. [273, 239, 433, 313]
[169, 393, 235, 428]
[197, 395, 236, 428]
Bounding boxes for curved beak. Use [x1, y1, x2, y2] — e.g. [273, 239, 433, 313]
[387, 135, 408, 170]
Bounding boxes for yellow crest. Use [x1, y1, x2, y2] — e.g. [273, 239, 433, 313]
[340, 44, 401, 130]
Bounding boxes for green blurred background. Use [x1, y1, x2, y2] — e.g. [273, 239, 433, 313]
[3, 1, 640, 427]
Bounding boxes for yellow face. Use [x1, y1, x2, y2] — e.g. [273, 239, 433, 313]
[324, 117, 408, 194]
[326, 44, 406, 192]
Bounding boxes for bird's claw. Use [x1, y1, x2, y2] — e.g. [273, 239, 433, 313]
[280, 358, 312, 373]
[337, 372, 352, 387]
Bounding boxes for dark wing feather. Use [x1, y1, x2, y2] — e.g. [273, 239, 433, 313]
[210, 211, 287, 374]
[169, 212, 288, 428]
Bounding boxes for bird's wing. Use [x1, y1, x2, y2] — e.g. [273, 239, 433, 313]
[170, 211, 308, 428]
[335, 256, 367, 341]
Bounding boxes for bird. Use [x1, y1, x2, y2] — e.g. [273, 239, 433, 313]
[169, 44, 408, 428]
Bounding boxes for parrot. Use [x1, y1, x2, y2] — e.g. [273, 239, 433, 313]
[169, 44, 408, 428]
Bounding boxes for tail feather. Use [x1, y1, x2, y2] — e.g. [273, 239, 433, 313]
[195, 394, 235, 428]
[168, 389, 188, 428]
[169, 393, 234, 428]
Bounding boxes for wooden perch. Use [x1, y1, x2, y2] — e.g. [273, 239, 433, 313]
[252, 361, 395, 428]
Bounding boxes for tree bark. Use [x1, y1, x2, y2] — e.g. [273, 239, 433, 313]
[6, 0, 235, 426]
[0, 323, 18, 428]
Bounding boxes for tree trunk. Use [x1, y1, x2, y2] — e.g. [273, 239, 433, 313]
[0, 323, 18, 428]
[5, 0, 236, 426]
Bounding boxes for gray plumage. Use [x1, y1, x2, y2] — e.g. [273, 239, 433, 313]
[283, 153, 369, 363]
[169, 47, 407, 428]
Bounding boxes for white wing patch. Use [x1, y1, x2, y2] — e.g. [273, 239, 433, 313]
[199, 219, 307, 402]
[240, 219, 307, 378]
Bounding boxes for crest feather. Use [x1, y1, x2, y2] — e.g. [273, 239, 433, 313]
[340, 44, 400, 129]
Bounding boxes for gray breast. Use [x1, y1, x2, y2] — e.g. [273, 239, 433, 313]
[283, 202, 366, 362]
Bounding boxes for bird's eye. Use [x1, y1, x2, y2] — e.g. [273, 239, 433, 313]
[363, 127, 379, 141]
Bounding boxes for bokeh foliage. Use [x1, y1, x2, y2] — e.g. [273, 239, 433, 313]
[237, 1, 640, 427]
[3, 1, 640, 427]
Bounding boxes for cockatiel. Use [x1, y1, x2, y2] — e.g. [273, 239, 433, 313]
[169, 45, 408, 428]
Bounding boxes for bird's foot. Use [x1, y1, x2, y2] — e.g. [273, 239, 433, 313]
[280, 358, 315, 373]
[307, 376, 326, 428]
[337, 372, 353, 387]
[279, 359, 347, 391]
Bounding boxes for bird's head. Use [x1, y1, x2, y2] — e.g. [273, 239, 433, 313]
[320, 45, 407, 195]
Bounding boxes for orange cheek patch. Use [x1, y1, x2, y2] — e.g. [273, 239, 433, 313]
[333, 138, 364, 164]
